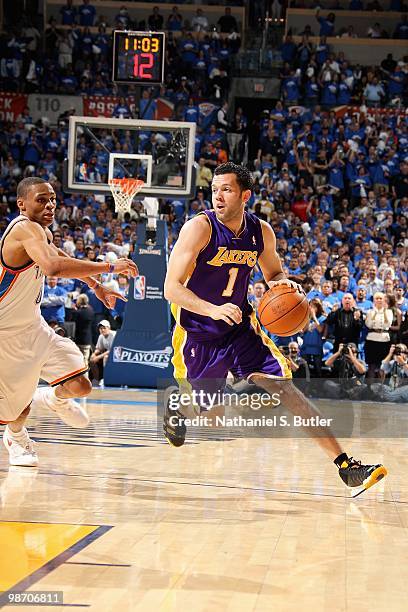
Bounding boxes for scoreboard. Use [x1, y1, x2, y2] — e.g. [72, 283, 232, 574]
[112, 31, 165, 85]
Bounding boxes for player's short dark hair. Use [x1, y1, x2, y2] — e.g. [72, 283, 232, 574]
[214, 162, 254, 192]
[17, 177, 48, 199]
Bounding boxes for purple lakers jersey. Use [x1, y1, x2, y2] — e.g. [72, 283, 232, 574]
[176, 210, 264, 340]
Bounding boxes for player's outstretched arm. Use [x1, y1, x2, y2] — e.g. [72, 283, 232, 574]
[18, 222, 137, 279]
[164, 216, 242, 325]
[51, 240, 128, 309]
[258, 221, 303, 293]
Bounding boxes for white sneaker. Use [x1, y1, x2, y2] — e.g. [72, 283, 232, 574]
[31, 387, 90, 429]
[3, 427, 39, 467]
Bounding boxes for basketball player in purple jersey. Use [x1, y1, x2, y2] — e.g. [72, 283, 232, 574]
[164, 163, 387, 496]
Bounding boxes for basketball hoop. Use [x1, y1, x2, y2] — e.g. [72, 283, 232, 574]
[108, 178, 144, 214]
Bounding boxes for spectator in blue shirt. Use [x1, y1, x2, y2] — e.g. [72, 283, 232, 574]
[321, 280, 339, 312]
[24, 133, 43, 165]
[386, 66, 405, 98]
[139, 90, 157, 120]
[78, 0, 96, 27]
[297, 36, 313, 68]
[184, 98, 199, 123]
[363, 78, 385, 106]
[394, 15, 408, 40]
[60, 67, 78, 94]
[337, 74, 351, 105]
[194, 50, 207, 76]
[280, 34, 297, 65]
[80, 28, 94, 56]
[94, 27, 110, 59]
[396, 286, 408, 314]
[115, 6, 130, 29]
[321, 75, 338, 108]
[316, 10, 336, 37]
[282, 71, 300, 105]
[351, 166, 372, 201]
[60, 0, 77, 25]
[113, 97, 132, 119]
[355, 286, 373, 314]
[167, 6, 183, 32]
[328, 158, 345, 192]
[315, 36, 329, 66]
[44, 129, 61, 155]
[39, 152, 58, 178]
[307, 272, 324, 300]
[300, 298, 326, 378]
[41, 277, 68, 324]
[305, 77, 320, 107]
[180, 34, 198, 67]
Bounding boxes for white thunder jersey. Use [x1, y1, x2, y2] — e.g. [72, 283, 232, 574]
[0, 215, 44, 336]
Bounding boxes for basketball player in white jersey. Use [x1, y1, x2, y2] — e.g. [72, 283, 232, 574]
[0, 177, 137, 467]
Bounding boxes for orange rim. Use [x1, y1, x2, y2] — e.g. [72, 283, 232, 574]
[108, 178, 144, 195]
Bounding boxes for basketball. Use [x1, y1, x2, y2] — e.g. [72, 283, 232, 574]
[258, 285, 310, 336]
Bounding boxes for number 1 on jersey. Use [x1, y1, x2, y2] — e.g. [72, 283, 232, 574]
[222, 267, 239, 297]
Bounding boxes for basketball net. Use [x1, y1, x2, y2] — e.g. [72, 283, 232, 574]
[108, 178, 144, 214]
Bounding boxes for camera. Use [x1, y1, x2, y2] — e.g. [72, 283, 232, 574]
[340, 344, 353, 356]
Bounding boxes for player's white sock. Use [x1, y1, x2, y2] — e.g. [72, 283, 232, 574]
[6, 426, 27, 440]
[31, 386, 89, 428]
[44, 387, 68, 406]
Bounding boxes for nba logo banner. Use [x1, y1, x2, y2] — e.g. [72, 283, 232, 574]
[134, 275, 146, 300]
[104, 221, 173, 387]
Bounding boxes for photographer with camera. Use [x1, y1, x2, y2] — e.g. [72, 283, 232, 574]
[322, 343, 368, 399]
[370, 344, 408, 403]
[280, 342, 310, 380]
[325, 343, 367, 379]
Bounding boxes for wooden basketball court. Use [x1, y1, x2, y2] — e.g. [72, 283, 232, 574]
[0, 388, 407, 611]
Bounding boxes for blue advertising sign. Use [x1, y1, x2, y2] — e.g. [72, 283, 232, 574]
[104, 221, 174, 387]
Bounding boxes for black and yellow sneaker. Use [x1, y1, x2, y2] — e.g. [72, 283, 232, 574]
[163, 396, 186, 447]
[338, 457, 387, 498]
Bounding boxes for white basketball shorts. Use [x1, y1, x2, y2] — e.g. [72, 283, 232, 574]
[0, 319, 87, 422]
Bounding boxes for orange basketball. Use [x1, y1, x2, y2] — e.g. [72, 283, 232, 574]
[258, 285, 310, 336]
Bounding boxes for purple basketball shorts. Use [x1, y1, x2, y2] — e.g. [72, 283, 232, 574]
[172, 313, 292, 395]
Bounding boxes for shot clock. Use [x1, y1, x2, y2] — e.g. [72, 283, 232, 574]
[112, 31, 165, 84]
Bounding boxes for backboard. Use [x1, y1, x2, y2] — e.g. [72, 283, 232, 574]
[65, 116, 196, 197]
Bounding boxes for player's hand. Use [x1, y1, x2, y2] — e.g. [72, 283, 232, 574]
[269, 278, 304, 294]
[113, 258, 138, 277]
[208, 303, 242, 326]
[94, 285, 127, 309]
